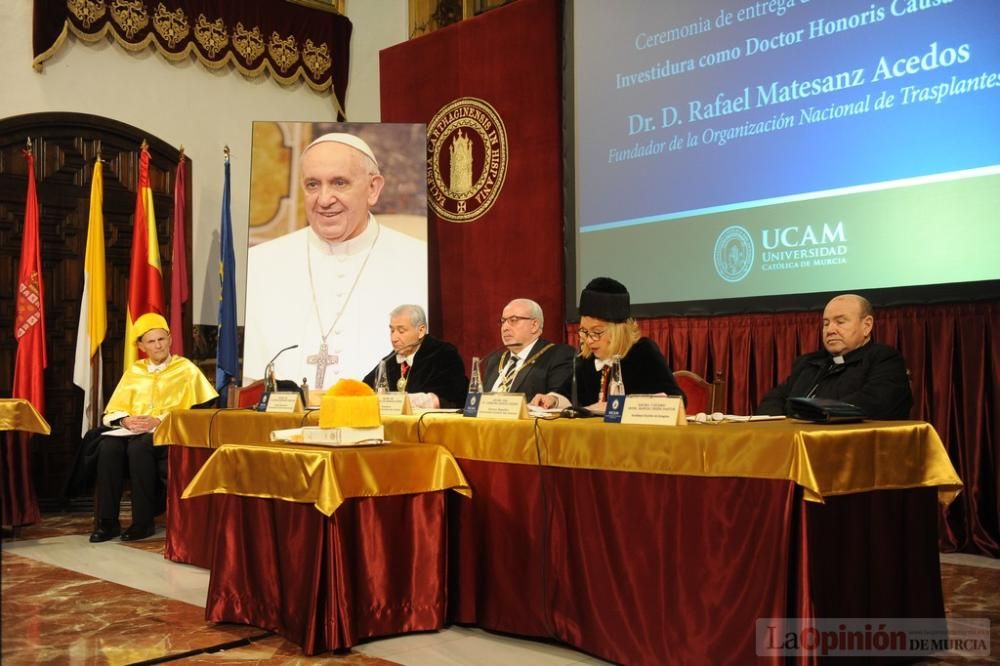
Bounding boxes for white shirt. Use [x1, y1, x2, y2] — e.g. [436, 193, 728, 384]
[244, 216, 428, 390]
[489, 343, 532, 392]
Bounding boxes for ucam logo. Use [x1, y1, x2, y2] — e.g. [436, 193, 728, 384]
[762, 222, 846, 249]
[760, 222, 849, 272]
[713, 225, 755, 283]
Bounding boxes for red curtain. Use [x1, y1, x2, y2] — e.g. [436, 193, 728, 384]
[567, 301, 999, 556]
[379, 0, 564, 363]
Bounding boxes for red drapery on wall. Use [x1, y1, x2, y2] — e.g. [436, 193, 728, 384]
[569, 301, 1000, 556]
[379, 0, 564, 363]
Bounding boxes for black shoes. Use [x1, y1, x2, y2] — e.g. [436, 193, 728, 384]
[89, 520, 121, 543]
[120, 523, 155, 541]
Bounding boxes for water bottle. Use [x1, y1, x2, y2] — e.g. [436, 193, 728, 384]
[468, 356, 483, 394]
[608, 355, 625, 396]
[375, 359, 390, 394]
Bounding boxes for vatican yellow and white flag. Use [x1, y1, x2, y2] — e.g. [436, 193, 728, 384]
[73, 157, 107, 435]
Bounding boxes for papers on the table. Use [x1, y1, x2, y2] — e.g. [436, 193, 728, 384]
[270, 426, 387, 446]
[684, 414, 786, 424]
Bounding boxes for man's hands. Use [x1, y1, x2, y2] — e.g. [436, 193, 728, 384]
[121, 415, 161, 433]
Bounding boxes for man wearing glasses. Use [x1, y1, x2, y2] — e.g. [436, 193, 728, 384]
[481, 298, 575, 403]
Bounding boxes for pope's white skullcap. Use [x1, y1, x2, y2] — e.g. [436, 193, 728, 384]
[303, 132, 379, 169]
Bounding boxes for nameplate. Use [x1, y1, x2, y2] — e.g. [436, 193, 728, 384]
[474, 393, 529, 420]
[603, 394, 626, 423]
[377, 392, 412, 415]
[463, 392, 482, 417]
[307, 389, 325, 408]
[620, 394, 686, 426]
[263, 391, 304, 413]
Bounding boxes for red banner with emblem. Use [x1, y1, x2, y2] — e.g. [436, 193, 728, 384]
[379, 0, 564, 360]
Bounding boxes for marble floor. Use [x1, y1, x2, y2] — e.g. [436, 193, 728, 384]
[2, 512, 998, 665]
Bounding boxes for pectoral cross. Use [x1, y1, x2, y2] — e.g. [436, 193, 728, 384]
[307, 343, 338, 388]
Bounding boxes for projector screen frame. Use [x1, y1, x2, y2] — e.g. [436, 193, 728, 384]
[561, 0, 1000, 322]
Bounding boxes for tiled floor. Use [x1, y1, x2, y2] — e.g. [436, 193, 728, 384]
[1, 513, 609, 665]
[2, 513, 997, 664]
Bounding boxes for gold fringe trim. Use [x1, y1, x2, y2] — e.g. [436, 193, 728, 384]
[33, 18, 345, 117]
[32, 21, 72, 71]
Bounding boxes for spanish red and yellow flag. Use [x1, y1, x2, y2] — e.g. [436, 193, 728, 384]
[124, 143, 165, 367]
[73, 157, 107, 435]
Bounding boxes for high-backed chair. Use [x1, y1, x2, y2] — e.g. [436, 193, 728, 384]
[226, 379, 266, 409]
[672, 370, 726, 414]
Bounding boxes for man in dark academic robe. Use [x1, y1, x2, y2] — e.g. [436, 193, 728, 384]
[755, 294, 912, 419]
[481, 298, 574, 401]
[363, 304, 468, 408]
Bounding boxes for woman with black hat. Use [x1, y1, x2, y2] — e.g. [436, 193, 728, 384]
[533, 277, 685, 411]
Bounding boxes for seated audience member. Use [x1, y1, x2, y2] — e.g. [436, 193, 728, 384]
[482, 298, 575, 403]
[363, 304, 468, 408]
[82, 314, 218, 542]
[755, 294, 912, 419]
[532, 277, 685, 410]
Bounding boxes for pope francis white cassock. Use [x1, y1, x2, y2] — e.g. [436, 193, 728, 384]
[243, 132, 428, 390]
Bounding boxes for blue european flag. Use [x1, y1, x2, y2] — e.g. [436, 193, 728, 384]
[215, 152, 240, 400]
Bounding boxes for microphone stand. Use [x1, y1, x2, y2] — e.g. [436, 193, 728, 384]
[560, 354, 593, 418]
[259, 344, 298, 410]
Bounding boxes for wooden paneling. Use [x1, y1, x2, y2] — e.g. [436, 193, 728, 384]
[0, 113, 191, 505]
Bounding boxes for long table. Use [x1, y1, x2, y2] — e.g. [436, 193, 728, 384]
[156, 411, 962, 664]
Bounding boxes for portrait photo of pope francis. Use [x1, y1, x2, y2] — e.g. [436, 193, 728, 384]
[243, 121, 428, 391]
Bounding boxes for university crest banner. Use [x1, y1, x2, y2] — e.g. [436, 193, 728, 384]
[379, 0, 563, 361]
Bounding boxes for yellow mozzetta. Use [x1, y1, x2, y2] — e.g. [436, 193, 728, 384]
[105, 356, 217, 418]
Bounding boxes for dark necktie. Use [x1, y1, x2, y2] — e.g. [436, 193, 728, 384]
[400, 360, 410, 378]
[498, 355, 518, 392]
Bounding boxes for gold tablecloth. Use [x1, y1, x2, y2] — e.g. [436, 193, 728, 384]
[157, 410, 962, 505]
[0, 398, 51, 435]
[387, 413, 962, 505]
[182, 440, 470, 516]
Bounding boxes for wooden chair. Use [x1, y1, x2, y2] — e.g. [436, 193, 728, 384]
[673, 370, 726, 414]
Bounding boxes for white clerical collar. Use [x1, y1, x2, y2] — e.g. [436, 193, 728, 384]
[594, 357, 614, 371]
[306, 213, 379, 256]
[146, 356, 171, 373]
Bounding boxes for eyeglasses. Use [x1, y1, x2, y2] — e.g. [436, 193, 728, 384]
[578, 328, 606, 342]
[498, 315, 534, 326]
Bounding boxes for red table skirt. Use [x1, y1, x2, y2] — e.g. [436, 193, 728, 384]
[165, 447, 944, 663]
[205, 491, 449, 655]
[165, 446, 217, 568]
[448, 459, 944, 666]
[1, 431, 40, 527]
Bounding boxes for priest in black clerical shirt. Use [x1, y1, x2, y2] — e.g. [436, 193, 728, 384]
[363, 304, 468, 408]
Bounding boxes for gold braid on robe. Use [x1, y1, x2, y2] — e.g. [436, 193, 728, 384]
[105, 357, 218, 418]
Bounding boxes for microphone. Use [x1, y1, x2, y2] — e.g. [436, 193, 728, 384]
[264, 344, 298, 393]
[560, 354, 593, 418]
